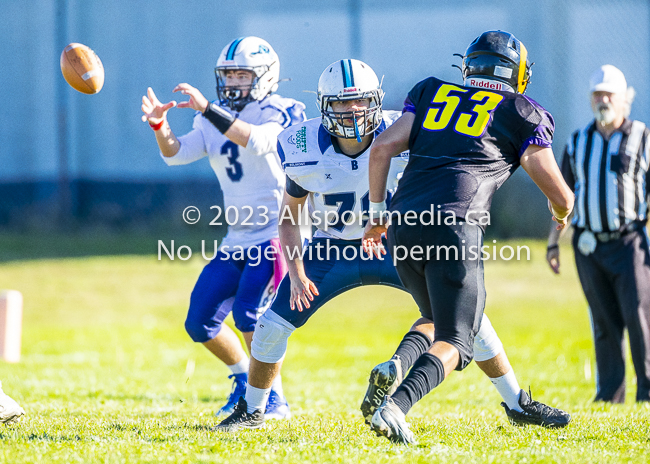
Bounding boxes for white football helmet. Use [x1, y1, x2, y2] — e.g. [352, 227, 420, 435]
[215, 37, 280, 110]
[317, 59, 384, 140]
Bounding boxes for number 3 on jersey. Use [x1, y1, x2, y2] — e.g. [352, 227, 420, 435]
[422, 84, 503, 138]
[221, 141, 243, 182]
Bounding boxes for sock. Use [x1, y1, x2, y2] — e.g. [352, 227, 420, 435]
[391, 353, 445, 414]
[271, 374, 284, 398]
[490, 369, 523, 412]
[227, 357, 250, 376]
[392, 331, 433, 372]
[245, 385, 270, 414]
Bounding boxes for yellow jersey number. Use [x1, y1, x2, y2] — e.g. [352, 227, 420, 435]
[422, 84, 504, 138]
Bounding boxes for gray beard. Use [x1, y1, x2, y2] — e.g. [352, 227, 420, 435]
[594, 104, 616, 126]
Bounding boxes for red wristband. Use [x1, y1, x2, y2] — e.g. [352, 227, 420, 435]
[149, 120, 164, 131]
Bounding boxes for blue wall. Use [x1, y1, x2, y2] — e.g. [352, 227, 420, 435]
[1, 0, 648, 233]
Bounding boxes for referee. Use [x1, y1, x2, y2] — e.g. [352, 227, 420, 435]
[547, 65, 650, 403]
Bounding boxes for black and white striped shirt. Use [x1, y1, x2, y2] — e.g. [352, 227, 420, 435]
[561, 119, 650, 233]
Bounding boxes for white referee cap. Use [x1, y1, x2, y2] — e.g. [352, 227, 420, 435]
[590, 65, 627, 94]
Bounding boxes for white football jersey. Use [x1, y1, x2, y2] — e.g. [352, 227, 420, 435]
[278, 110, 408, 240]
[162, 95, 306, 249]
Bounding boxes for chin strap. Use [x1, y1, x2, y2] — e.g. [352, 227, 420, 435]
[353, 114, 362, 143]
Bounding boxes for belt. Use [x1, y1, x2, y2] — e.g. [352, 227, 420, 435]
[583, 221, 646, 242]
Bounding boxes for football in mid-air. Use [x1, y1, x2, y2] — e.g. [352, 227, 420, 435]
[60, 43, 104, 94]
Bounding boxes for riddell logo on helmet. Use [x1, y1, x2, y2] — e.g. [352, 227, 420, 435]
[343, 87, 358, 93]
[468, 78, 505, 90]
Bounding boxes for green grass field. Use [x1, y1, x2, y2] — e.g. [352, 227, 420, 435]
[0, 238, 648, 463]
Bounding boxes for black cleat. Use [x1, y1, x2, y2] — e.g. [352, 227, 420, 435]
[360, 357, 403, 424]
[502, 389, 571, 428]
[214, 397, 265, 432]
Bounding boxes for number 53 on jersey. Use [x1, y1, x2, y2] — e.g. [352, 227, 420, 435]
[422, 84, 503, 138]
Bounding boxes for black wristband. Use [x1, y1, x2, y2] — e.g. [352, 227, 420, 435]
[203, 102, 236, 134]
[547, 244, 559, 251]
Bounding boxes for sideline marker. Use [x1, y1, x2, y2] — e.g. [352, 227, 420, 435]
[0, 290, 22, 363]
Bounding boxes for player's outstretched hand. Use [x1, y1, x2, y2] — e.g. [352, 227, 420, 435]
[289, 274, 319, 312]
[141, 87, 176, 125]
[362, 220, 388, 259]
[546, 246, 561, 274]
[173, 83, 209, 113]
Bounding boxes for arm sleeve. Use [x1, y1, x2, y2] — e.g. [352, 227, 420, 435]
[246, 121, 286, 155]
[160, 114, 208, 166]
[277, 139, 286, 165]
[285, 175, 309, 198]
[402, 78, 430, 114]
[516, 97, 555, 156]
[402, 95, 416, 115]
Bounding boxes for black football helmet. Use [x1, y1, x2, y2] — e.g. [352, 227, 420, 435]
[460, 31, 532, 94]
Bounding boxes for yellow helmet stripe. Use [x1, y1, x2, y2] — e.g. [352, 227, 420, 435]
[517, 42, 528, 93]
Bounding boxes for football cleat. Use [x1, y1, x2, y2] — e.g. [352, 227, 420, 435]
[370, 396, 416, 445]
[360, 357, 403, 424]
[502, 389, 571, 428]
[214, 397, 264, 432]
[265, 389, 291, 420]
[0, 387, 25, 425]
[216, 373, 248, 417]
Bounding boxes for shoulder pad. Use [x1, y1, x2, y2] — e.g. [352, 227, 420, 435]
[381, 110, 403, 128]
[278, 118, 322, 169]
[258, 95, 307, 127]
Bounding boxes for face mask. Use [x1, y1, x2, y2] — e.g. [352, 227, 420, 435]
[593, 102, 616, 125]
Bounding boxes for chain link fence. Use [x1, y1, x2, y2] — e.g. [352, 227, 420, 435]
[1, 0, 647, 238]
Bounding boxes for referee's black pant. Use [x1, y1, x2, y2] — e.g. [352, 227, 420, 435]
[573, 227, 650, 402]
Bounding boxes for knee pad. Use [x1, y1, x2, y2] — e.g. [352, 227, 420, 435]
[472, 314, 504, 362]
[251, 310, 295, 364]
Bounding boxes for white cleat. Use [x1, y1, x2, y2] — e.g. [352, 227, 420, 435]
[0, 387, 25, 425]
[370, 396, 416, 445]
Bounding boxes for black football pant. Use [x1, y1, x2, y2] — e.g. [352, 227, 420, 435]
[573, 228, 650, 402]
[387, 221, 485, 370]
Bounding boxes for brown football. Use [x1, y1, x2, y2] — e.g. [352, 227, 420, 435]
[60, 43, 104, 94]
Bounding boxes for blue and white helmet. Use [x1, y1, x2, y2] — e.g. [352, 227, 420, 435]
[215, 37, 280, 110]
[317, 59, 384, 140]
